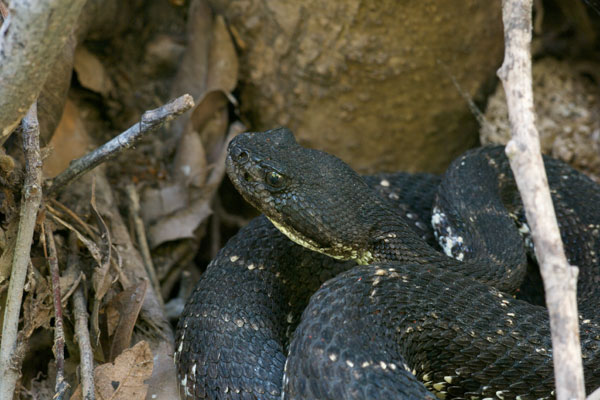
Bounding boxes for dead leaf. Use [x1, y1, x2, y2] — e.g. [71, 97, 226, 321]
[173, 90, 229, 187]
[73, 46, 114, 97]
[206, 15, 239, 94]
[147, 196, 213, 248]
[105, 281, 147, 361]
[43, 99, 92, 178]
[169, 0, 213, 138]
[138, 1, 240, 249]
[38, 33, 76, 143]
[0, 218, 19, 283]
[188, 90, 230, 163]
[169, 0, 238, 138]
[143, 122, 243, 248]
[71, 341, 153, 400]
[140, 184, 189, 224]
[205, 122, 246, 188]
[21, 265, 53, 339]
[145, 341, 181, 399]
[172, 126, 207, 188]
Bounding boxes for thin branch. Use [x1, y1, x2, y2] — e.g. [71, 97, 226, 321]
[69, 233, 95, 400]
[497, 1, 585, 399]
[46, 94, 195, 195]
[126, 183, 162, 305]
[44, 221, 69, 399]
[48, 200, 98, 238]
[0, 103, 43, 399]
[0, 0, 86, 143]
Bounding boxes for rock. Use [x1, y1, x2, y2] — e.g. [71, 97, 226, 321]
[481, 57, 600, 182]
[208, 0, 504, 173]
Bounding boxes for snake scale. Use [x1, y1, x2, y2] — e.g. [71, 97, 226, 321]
[175, 128, 600, 399]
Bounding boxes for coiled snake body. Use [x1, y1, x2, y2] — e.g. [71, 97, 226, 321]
[176, 128, 600, 399]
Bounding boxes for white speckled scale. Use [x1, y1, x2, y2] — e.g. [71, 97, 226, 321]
[431, 206, 467, 261]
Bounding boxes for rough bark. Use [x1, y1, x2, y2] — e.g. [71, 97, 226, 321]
[0, 0, 86, 143]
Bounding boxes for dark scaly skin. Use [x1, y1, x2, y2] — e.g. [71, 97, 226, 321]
[175, 172, 441, 399]
[365, 172, 441, 248]
[213, 127, 600, 399]
[175, 217, 352, 399]
[435, 146, 600, 320]
[285, 264, 600, 399]
[226, 128, 527, 293]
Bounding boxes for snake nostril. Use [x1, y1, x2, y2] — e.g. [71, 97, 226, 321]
[232, 146, 249, 162]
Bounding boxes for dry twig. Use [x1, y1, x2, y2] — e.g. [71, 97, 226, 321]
[126, 184, 161, 304]
[46, 94, 195, 195]
[72, 286, 95, 400]
[497, 1, 585, 399]
[44, 221, 69, 399]
[48, 200, 98, 238]
[0, 0, 86, 142]
[0, 103, 43, 399]
[69, 233, 95, 400]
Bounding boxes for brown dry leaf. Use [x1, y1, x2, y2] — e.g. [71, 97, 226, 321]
[172, 126, 207, 188]
[206, 15, 239, 94]
[141, 0, 239, 248]
[0, 218, 19, 282]
[174, 90, 228, 187]
[147, 196, 213, 247]
[43, 99, 92, 178]
[142, 34, 186, 77]
[145, 341, 181, 399]
[72, 341, 153, 400]
[170, 0, 212, 100]
[169, 0, 238, 134]
[106, 281, 147, 361]
[205, 121, 247, 188]
[140, 184, 189, 224]
[143, 92, 231, 247]
[38, 34, 76, 143]
[145, 123, 244, 248]
[21, 266, 53, 339]
[189, 90, 230, 163]
[142, 93, 226, 246]
[169, 0, 213, 138]
[73, 46, 114, 97]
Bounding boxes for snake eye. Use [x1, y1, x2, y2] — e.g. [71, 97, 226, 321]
[266, 171, 284, 188]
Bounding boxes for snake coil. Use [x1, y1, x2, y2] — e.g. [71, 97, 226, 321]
[176, 128, 600, 399]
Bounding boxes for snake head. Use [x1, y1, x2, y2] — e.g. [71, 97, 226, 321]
[226, 127, 378, 263]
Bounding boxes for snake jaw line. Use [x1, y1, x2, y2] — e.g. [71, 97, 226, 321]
[268, 216, 375, 264]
